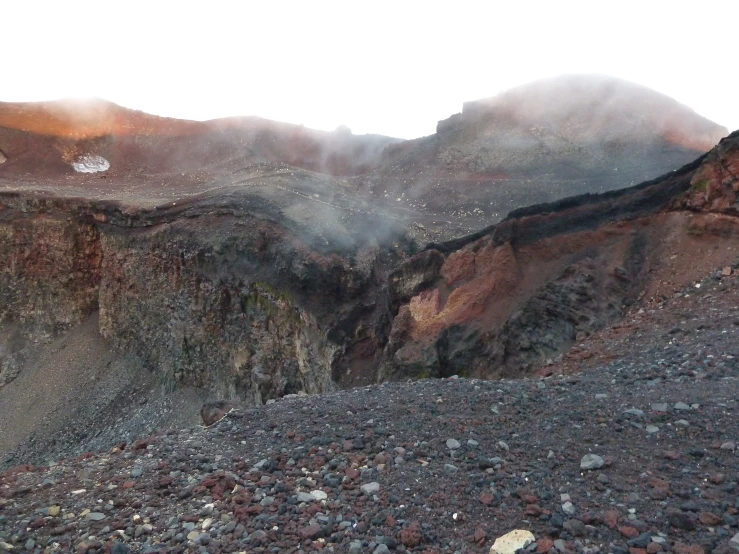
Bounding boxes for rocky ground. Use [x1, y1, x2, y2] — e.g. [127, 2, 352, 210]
[1, 266, 738, 554]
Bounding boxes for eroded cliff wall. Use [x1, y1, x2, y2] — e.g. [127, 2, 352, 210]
[0, 195, 399, 400]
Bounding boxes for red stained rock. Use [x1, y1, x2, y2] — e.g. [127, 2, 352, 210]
[399, 526, 422, 548]
[604, 510, 620, 529]
[619, 526, 639, 538]
[479, 492, 495, 506]
[673, 544, 704, 554]
[698, 511, 722, 526]
[537, 538, 554, 553]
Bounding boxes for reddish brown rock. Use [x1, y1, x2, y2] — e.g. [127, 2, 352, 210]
[698, 511, 722, 526]
[537, 538, 554, 553]
[399, 526, 423, 548]
[604, 510, 620, 529]
[673, 543, 704, 554]
[619, 526, 639, 539]
[480, 492, 495, 506]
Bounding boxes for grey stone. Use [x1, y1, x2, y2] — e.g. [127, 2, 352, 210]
[646, 425, 660, 434]
[580, 454, 604, 470]
[562, 501, 576, 515]
[296, 492, 315, 503]
[85, 512, 107, 521]
[651, 403, 668, 412]
[674, 419, 689, 427]
[674, 402, 691, 411]
[446, 438, 461, 449]
[720, 442, 736, 451]
[624, 409, 645, 417]
[361, 482, 380, 495]
[348, 541, 363, 554]
[374, 545, 390, 554]
[444, 463, 459, 474]
[554, 539, 567, 552]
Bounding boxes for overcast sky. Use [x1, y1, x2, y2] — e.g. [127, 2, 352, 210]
[3, 0, 737, 139]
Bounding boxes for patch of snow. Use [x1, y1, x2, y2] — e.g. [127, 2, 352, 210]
[72, 154, 110, 173]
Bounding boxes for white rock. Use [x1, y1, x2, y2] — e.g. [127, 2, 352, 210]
[310, 490, 328, 501]
[490, 529, 536, 554]
[562, 501, 576, 515]
[720, 441, 736, 451]
[71, 154, 110, 173]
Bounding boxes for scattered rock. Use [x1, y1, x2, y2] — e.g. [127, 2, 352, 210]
[361, 482, 380, 495]
[580, 454, 604, 470]
[490, 529, 536, 554]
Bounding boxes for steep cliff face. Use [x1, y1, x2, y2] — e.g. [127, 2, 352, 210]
[0, 204, 101, 386]
[0, 184, 408, 401]
[97, 213, 395, 401]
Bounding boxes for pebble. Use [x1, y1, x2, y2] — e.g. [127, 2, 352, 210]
[720, 441, 736, 450]
[651, 403, 668, 412]
[674, 419, 689, 427]
[646, 425, 660, 434]
[310, 489, 328, 501]
[447, 438, 461, 449]
[562, 501, 576, 515]
[361, 482, 380, 495]
[85, 512, 107, 521]
[674, 402, 691, 411]
[580, 454, 604, 470]
[297, 492, 315, 502]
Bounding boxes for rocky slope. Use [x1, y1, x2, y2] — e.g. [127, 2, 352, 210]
[353, 75, 728, 237]
[0, 268, 737, 554]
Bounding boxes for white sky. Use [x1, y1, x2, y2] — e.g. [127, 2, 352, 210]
[3, 0, 738, 139]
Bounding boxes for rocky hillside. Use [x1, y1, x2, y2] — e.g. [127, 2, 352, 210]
[0, 85, 736, 469]
[353, 75, 728, 236]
